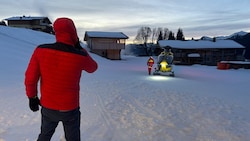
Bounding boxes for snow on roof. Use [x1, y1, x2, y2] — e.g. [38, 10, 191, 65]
[158, 40, 245, 49]
[188, 53, 201, 57]
[84, 31, 129, 40]
[220, 61, 250, 64]
[5, 16, 49, 21]
[4, 16, 52, 24]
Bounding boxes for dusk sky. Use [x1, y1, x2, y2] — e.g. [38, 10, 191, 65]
[1, 0, 250, 42]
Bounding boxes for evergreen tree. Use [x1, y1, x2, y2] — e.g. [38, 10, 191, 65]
[176, 28, 185, 40]
[157, 30, 163, 42]
[168, 31, 175, 40]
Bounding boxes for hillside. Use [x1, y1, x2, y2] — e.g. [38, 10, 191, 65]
[201, 31, 248, 40]
[233, 33, 250, 59]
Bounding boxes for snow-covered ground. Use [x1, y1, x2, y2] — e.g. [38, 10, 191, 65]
[0, 25, 250, 141]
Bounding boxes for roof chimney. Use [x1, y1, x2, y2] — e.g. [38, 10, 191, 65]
[213, 37, 216, 42]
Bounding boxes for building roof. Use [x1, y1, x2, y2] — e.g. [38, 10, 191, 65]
[4, 16, 52, 24]
[84, 31, 128, 41]
[158, 40, 245, 49]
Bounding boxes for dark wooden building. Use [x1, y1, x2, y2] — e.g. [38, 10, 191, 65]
[4, 16, 53, 33]
[158, 40, 245, 65]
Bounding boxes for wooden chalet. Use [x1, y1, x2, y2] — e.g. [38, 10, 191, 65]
[4, 16, 53, 33]
[158, 40, 245, 65]
[84, 31, 129, 60]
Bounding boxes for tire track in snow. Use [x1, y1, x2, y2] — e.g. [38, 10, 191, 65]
[84, 80, 169, 140]
[96, 93, 119, 136]
[84, 81, 122, 141]
[101, 81, 170, 140]
[120, 93, 164, 123]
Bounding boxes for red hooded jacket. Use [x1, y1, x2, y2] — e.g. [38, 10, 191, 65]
[25, 18, 98, 110]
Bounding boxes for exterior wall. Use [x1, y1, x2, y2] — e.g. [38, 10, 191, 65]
[107, 49, 121, 60]
[90, 48, 121, 60]
[91, 38, 125, 50]
[91, 49, 107, 57]
[87, 38, 125, 60]
[8, 20, 31, 28]
[7, 19, 52, 32]
[173, 48, 245, 65]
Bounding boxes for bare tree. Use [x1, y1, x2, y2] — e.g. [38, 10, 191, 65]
[163, 28, 169, 40]
[151, 28, 157, 43]
[152, 27, 165, 43]
[157, 30, 163, 42]
[134, 27, 152, 45]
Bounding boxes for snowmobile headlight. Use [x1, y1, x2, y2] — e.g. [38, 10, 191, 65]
[160, 61, 167, 66]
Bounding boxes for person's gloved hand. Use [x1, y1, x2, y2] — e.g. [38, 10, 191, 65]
[29, 96, 40, 112]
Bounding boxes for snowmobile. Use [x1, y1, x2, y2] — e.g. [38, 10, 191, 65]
[153, 49, 175, 77]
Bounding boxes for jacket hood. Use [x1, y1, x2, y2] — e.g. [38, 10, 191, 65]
[53, 17, 78, 46]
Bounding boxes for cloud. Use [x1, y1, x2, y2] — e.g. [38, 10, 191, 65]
[1, 0, 250, 40]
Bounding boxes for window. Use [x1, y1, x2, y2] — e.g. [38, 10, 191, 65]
[118, 39, 125, 44]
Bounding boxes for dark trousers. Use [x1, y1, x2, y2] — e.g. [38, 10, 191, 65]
[37, 107, 81, 141]
[148, 66, 152, 75]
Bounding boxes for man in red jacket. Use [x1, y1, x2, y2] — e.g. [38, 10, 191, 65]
[25, 17, 98, 141]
